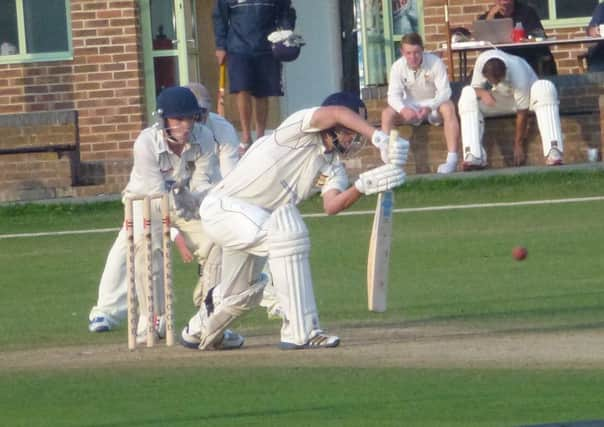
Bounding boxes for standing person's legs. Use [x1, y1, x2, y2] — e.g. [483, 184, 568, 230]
[251, 54, 283, 140]
[253, 96, 269, 138]
[228, 53, 255, 147]
[236, 91, 253, 144]
[88, 229, 128, 332]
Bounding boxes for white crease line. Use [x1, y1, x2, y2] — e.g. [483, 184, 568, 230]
[2, 195, 604, 239]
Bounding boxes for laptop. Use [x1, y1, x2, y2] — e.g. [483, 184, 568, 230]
[471, 18, 514, 44]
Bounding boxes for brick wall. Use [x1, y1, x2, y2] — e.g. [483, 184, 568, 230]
[0, 0, 144, 202]
[423, 0, 593, 76]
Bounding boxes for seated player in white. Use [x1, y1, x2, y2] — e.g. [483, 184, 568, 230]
[182, 92, 408, 350]
[458, 49, 563, 170]
[381, 32, 460, 174]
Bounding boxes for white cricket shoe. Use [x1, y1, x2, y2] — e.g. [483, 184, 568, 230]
[88, 316, 113, 333]
[279, 330, 340, 350]
[462, 154, 487, 171]
[546, 147, 563, 166]
[136, 315, 166, 345]
[436, 161, 457, 174]
[180, 326, 244, 350]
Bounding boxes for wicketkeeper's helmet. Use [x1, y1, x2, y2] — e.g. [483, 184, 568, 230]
[321, 92, 367, 119]
[156, 86, 202, 118]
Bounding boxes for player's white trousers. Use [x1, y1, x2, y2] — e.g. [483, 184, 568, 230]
[195, 194, 322, 347]
[459, 82, 563, 159]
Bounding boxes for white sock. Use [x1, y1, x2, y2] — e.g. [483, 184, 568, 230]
[446, 152, 458, 164]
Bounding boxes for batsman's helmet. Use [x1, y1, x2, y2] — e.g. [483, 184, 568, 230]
[321, 92, 367, 119]
[156, 86, 202, 118]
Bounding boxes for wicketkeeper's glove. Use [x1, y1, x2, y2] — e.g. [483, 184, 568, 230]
[354, 164, 406, 195]
[172, 183, 203, 221]
[371, 130, 410, 166]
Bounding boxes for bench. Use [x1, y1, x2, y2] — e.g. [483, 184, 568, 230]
[0, 110, 81, 186]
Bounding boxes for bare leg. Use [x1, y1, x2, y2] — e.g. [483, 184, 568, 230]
[439, 101, 460, 153]
[381, 106, 399, 132]
[236, 91, 253, 144]
[254, 96, 269, 138]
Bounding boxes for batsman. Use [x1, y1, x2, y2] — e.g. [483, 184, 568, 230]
[182, 92, 409, 350]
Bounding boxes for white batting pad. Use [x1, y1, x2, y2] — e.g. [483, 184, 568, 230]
[530, 80, 564, 156]
[192, 245, 222, 308]
[458, 86, 486, 161]
[267, 204, 320, 346]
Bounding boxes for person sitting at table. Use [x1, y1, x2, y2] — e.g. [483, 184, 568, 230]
[478, 0, 557, 76]
[585, 2, 604, 72]
[458, 49, 564, 170]
[381, 33, 460, 174]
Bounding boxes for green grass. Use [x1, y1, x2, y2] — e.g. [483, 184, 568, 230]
[2, 169, 604, 426]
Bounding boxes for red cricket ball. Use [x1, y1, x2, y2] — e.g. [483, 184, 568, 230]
[512, 246, 528, 261]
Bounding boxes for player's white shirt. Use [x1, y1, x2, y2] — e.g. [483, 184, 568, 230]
[387, 52, 452, 112]
[206, 112, 239, 176]
[471, 50, 538, 110]
[124, 123, 221, 197]
[210, 108, 349, 212]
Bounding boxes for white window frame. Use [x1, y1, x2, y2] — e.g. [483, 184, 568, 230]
[0, 0, 73, 65]
[538, 0, 598, 29]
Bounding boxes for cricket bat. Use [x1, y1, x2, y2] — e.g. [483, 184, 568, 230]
[216, 63, 226, 116]
[367, 130, 398, 312]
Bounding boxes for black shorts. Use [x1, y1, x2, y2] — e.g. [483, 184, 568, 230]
[228, 52, 283, 97]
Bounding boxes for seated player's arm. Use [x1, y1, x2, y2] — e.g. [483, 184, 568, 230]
[474, 88, 496, 106]
[322, 187, 362, 216]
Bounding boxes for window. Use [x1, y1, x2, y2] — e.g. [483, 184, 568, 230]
[0, 0, 71, 63]
[526, 0, 598, 24]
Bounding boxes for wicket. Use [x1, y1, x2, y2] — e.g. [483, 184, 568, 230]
[124, 193, 175, 350]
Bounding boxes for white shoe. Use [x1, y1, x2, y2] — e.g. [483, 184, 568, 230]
[180, 326, 244, 350]
[279, 330, 340, 350]
[436, 161, 457, 174]
[88, 316, 113, 332]
[136, 315, 166, 345]
[462, 154, 487, 171]
[546, 147, 563, 166]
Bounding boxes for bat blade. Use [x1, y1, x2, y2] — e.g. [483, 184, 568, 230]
[216, 63, 226, 116]
[367, 129, 399, 312]
[367, 189, 394, 312]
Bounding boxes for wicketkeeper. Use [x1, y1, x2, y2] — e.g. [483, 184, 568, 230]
[88, 86, 242, 348]
[182, 91, 409, 350]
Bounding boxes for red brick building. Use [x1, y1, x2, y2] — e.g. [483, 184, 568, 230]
[0, 0, 602, 202]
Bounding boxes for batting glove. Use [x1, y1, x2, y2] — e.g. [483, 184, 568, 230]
[354, 164, 406, 195]
[371, 130, 410, 166]
[388, 136, 410, 167]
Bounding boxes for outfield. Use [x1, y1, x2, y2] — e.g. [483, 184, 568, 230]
[1, 168, 604, 426]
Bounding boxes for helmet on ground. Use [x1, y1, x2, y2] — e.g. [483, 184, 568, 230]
[321, 92, 367, 119]
[156, 86, 202, 118]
